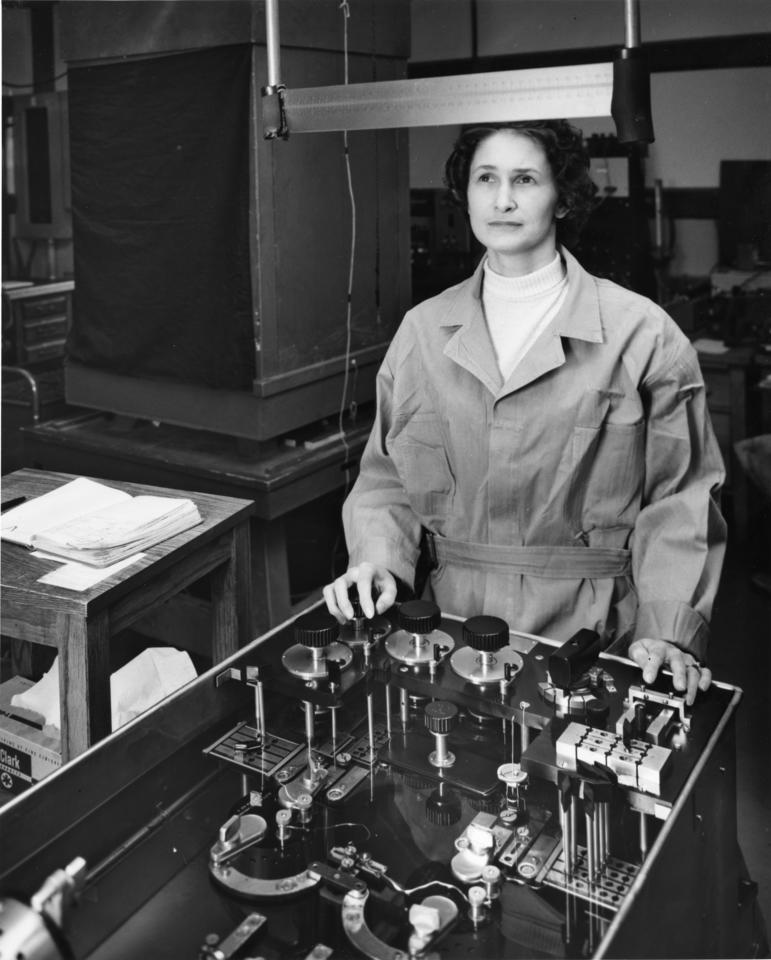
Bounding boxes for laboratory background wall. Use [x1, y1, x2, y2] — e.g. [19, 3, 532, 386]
[4, 1, 769, 282]
[409, 0, 771, 277]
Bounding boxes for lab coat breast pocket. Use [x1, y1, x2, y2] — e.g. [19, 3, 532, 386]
[572, 389, 645, 526]
[388, 414, 455, 520]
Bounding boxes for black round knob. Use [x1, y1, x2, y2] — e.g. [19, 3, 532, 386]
[398, 599, 440, 634]
[294, 610, 339, 648]
[424, 700, 458, 735]
[462, 615, 509, 652]
[585, 698, 610, 730]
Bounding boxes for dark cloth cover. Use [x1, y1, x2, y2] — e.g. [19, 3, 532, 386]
[67, 44, 254, 390]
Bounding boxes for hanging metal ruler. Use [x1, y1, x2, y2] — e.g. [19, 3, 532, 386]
[281, 62, 613, 134]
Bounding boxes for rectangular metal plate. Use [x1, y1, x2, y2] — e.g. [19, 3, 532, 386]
[203, 722, 303, 777]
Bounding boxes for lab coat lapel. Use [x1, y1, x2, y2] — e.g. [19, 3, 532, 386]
[497, 248, 603, 399]
[439, 248, 603, 399]
[498, 329, 566, 397]
[440, 262, 502, 396]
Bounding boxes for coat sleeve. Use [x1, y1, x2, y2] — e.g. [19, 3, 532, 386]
[630, 343, 727, 663]
[342, 349, 423, 588]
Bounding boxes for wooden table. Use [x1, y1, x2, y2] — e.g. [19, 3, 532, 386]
[22, 413, 371, 633]
[1, 468, 254, 761]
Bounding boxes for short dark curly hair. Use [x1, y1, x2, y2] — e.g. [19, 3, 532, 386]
[444, 120, 598, 248]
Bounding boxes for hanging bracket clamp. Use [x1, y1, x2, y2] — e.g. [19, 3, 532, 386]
[262, 84, 289, 140]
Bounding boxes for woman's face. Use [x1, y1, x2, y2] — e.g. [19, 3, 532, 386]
[466, 129, 562, 276]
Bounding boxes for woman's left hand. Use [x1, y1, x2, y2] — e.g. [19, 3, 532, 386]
[627, 637, 712, 706]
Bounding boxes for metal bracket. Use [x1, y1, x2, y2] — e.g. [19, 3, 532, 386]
[215, 667, 242, 687]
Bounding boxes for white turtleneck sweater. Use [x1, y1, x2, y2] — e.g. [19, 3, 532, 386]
[482, 252, 568, 381]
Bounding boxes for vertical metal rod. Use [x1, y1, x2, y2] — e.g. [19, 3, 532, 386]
[601, 804, 610, 865]
[385, 683, 392, 739]
[253, 685, 262, 736]
[586, 812, 595, 886]
[570, 802, 577, 862]
[562, 796, 574, 878]
[400, 688, 409, 727]
[520, 702, 530, 756]
[304, 700, 314, 766]
[264, 0, 282, 88]
[510, 717, 516, 764]
[331, 706, 338, 763]
[597, 803, 605, 868]
[639, 810, 649, 860]
[367, 690, 375, 761]
[560, 805, 570, 878]
[624, 0, 641, 48]
[593, 811, 601, 878]
[257, 681, 265, 737]
[241, 773, 249, 796]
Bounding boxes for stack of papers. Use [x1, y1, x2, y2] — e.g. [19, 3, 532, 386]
[1, 477, 202, 567]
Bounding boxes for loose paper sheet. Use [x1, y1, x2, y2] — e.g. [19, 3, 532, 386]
[36, 553, 146, 590]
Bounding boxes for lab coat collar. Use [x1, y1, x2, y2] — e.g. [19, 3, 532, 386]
[438, 246, 604, 397]
[438, 247, 603, 342]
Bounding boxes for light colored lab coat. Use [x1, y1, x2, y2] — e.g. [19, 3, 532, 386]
[343, 248, 726, 661]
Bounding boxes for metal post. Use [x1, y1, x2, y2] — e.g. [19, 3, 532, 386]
[367, 689, 375, 762]
[264, 0, 282, 89]
[639, 809, 649, 860]
[385, 683, 392, 739]
[624, 0, 641, 48]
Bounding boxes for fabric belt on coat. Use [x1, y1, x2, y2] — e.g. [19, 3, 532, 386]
[424, 531, 631, 579]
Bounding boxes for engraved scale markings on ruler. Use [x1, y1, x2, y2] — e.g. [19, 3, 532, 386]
[284, 63, 614, 133]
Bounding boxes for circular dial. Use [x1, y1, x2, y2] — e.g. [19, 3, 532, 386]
[398, 600, 441, 635]
[293, 610, 339, 648]
[462, 615, 509, 652]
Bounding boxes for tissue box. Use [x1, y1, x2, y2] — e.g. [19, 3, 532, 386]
[0, 677, 62, 795]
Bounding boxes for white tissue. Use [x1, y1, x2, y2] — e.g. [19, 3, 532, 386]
[9, 658, 60, 729]
[10, 647, 198, 733]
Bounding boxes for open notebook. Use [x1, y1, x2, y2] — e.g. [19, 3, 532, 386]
[1, 477, 202, 567]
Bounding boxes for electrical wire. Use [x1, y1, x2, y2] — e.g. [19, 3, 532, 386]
[337, 0, 356, 480]
[331, 0, 357, 580]
[3, 69, 68, 90]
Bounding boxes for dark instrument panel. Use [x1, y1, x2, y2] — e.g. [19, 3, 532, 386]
[0, 600, 751, 960]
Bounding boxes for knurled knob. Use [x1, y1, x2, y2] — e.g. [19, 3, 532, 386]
[425, 787, 462, 826]
[294, 610, 339, 648]
[424, 700, 458, 735]
[398, 599, 441, 634]
[462, 615, 509, 652]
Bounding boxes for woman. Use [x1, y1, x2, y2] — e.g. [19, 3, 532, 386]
[324, 120, 725, 704]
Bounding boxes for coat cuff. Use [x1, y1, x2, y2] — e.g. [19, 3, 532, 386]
[632, 600, 710, 663]
[347, 536, 417, 591]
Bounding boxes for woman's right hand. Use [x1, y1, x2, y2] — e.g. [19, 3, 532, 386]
[323, 562, 398, 624]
